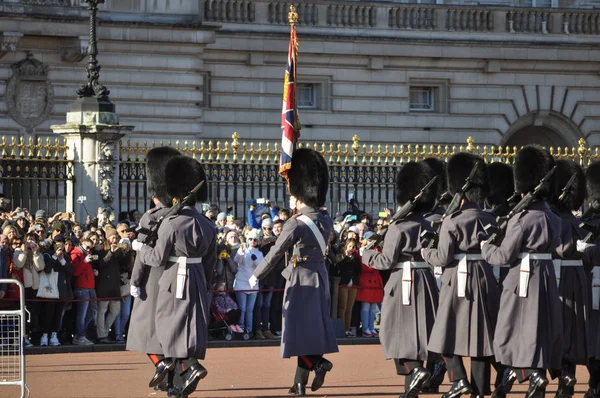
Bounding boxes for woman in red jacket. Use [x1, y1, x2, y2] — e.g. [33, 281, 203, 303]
[70, 237, 97, 345]
[357, 232, 384, 337]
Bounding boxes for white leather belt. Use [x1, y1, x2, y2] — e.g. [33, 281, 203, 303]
[453, 254, 484, 298]
[518, 253, 552, 298]
[593, 266, 600, 311]
[168, 256, 203, 299]
[552, 259, 583, 285]
[395, 261, 431, 306]
[434, 266, 443, 291]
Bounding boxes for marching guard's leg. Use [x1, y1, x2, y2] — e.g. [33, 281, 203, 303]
[394, 359, 430, 398]
[555, 360, 576, 397]
[515, 368, 548, 398]
[289, 357, 311, 396]
[470, 357, 491, 397]
[423, 353, 447, 393]
[442, 354, 473, 398]
[586, 359, 600, 398]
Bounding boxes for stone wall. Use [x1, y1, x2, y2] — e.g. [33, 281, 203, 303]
[2, 0, 600, 148]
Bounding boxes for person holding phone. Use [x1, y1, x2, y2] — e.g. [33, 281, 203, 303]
[335, 238, 361, 337]
[70, 237, 97, 345]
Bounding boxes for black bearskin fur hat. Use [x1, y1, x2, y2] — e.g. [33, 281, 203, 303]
[586, 161, 600, 205]
[396, 161, 436, 213]
[288, 148, 328, 208]
[146, 146, 181, 206]
[447, 152, 488, 205]
[165, 155, 208, 204]
[514, 145, 555, 199]
[552, 159, 585, 212]
[485, 162, 514, 208]
[421, 157, 448, 202]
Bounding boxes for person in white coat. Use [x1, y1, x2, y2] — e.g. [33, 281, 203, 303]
[234, 229, 263, 336]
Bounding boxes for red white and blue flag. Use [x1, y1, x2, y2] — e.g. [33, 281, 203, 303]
[279, 24, 301, 182]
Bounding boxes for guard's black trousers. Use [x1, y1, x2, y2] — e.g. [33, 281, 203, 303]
[443, 354, 491, 396]
[294, 355, 323, 384]
[589, 358, 600, 389]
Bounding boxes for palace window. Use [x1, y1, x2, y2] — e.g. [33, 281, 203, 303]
[410, 87, 435, 111]
[297, 83, 317, 109]
[408, 79, 449, 113]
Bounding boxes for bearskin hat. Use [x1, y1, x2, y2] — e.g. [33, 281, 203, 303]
[514, 145, 555, 199]
[146, 146, 181, 206]
[485, 162, 514, 208]
[396, 161, 436, 213]
[586, 161, 600, 204]
[288, 148, 328, 208]
[552, 159, 585, 212]
[165, 155, 208, 204]
[421, 157, 448, 202]
[447, 152, 488, 205]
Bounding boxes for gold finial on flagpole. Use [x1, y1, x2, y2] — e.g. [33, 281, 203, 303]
[288, 5, 298, 26]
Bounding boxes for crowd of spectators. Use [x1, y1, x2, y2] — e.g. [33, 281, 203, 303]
[0, 193, 390, 347]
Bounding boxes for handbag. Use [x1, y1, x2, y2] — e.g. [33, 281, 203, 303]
[37, 271, 59, 299]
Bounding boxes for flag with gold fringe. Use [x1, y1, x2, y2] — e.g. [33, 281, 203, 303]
[279, 7, 301, 182]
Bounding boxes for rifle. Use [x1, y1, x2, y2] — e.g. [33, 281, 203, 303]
[368, 176, 437, 249]
[425, 163, 480, 248]
[136, 180, 205, 247]
[578, 200, 600, 243]
[558, 172, 577, 203]
[485, 166, 556, 245]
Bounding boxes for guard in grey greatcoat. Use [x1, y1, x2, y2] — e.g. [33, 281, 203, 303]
[577, 160, 600, 398]
[135, 155, 217, 398]
[550, 159, 589, 398]
[362, 161, 439, 398]
[422, 153, 500, 398]
[252, 148, 338, 397]
[481, 146, 563, 398]
[419, 157, 449, 394]
[127, 146, 181, 394]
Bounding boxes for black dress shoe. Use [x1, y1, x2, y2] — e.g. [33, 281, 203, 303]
[404, 367, 431, 398]
[288, 383, 306, 396]
[180, 363, 208, 396]
[310, 358, 333, 392]
[442, 378, 474, 398]
[584, 387, 600, 398]
[149, 358, 175, 388]
[492, 369, 517, 398]
[525, 371, 548, 398]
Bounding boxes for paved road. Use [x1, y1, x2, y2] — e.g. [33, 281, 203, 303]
[3, 345, 593, 397]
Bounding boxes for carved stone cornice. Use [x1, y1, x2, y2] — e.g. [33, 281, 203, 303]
[0, 31, 23, 59]
[61, 35, 89, 63]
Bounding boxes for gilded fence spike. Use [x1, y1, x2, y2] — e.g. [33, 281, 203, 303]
[466, 136, 475, 153]
[335, 143, 341, 164]
[352, 134, 360, 164]
[1, 136, 7, 157]
[249, 142, 255, 162]
[10, 136, 16, 158]
[35, 137, 42, 159]
[578, 138, 587, 166]
[27, 137, 34, 158]
[256, 142, 263, 162]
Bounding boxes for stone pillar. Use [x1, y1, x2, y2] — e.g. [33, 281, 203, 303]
[51, 108, 133, 222]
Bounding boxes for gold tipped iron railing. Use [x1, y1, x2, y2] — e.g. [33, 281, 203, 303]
[119, 133, 599, 167]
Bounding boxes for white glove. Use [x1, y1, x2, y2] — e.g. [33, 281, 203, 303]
[576, 240, 594, 253]
[249, 275, 258, 289]
[480, 240, 488, 250]
[420, 248, 426, 259]
[84, 254, 93, 263]
[131, 239, 144, 252]
[289, 195, 297, 211]
[130, 285, 141, 298]
[359, 247, 365, 256]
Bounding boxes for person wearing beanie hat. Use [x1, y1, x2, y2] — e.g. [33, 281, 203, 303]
[422, 153, 500, 398]
[362, 161, 439, 398]
[251, 148, 338, 396]
[216, 212, 227, 228]
[127, 146, 184, 395]
[134, 154, 216, 397]
[481, 145, 562, 398]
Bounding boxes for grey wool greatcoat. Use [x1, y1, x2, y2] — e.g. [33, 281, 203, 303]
[481, 201, 563, 370]
[137, 206, 217, 359]
[581, 229, 600, 360]
[422, 203, 500, 358]
[362, 213, 438, 361]
[127, 205, 171, 355]
[553, 211, 590, 365]
[253, 206, 338, 359]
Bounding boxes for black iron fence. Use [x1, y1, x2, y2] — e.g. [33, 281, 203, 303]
[0, 136, 73, 216]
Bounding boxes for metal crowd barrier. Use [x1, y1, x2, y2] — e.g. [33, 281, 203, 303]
[0, 279, 29, 398]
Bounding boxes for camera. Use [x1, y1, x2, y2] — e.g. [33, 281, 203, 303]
[34, 224, 43, 231]
[16, 211, 26, 218]
[90, 254, 99, 261]
[348, 215, 357, 222]
[77, 196, 87, 204]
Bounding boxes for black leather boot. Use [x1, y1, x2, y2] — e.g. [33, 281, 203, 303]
[180, 363, 208, 397]
[288, 383, 306, 396]
[311, 358, 333, 392]
[525, 371, 549, 398]
[422, 360, 446, 393]
[555, 373, 576, 397]
[442, 378, 474, 398]
[149, 358, 175, 388]
[492, 369, 517, 398]
[584, 387, 600, 398]
[404, 366, 431, 398]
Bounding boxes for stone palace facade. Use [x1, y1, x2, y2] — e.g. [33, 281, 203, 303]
[2, 0, 600, 148]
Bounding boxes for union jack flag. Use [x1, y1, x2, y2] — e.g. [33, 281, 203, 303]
[279, 23, 301, 182]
